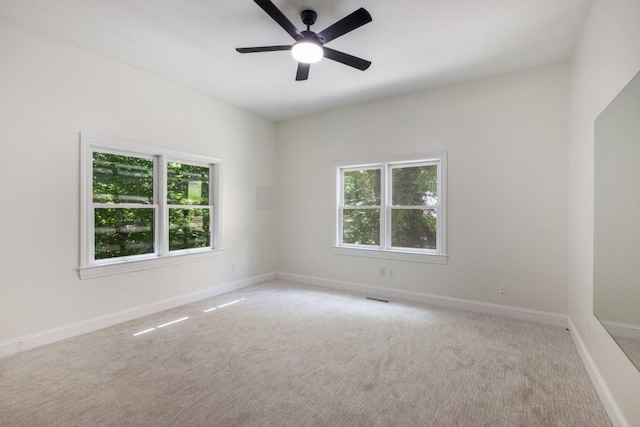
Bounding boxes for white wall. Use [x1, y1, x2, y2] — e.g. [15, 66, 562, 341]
[277, 63, 569, 314]
[568, 0, 640, 424]
[0, 18, 277, 343]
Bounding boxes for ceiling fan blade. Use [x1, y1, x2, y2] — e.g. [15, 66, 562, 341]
[322, 47, 371, 71]
[317, 8, 372, 44]
[295, 63, 310, 81]
[254, 0, 303, 41]
[236, 45, 292, 53]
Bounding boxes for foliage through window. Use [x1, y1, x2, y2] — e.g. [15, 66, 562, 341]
[337, 154, 447, 261]
[81, 134, 221, 277]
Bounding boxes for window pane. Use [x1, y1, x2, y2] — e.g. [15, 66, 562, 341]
[169, 208, 211, 251]
[342, 209, 380, 246]
[167, 162, 210, 205]
[344, 169, 381, 206]
[392, 165, 437, 206]
[391, 209, 436, 249]
[94, 208, 155, 259]
[93, 153, 154, 204]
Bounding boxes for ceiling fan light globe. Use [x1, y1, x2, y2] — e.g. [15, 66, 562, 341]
[291, 42, 323, 64]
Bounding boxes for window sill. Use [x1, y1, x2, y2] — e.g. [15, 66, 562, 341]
[332, 246, 448, 264]
[79, 249, 224, 280]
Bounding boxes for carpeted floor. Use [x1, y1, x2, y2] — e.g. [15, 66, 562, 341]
[0, 280, 611, 426]
[612, 335, 640, 372]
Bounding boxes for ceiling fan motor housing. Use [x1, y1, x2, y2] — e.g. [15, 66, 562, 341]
[301, 9, 317, 27]
[300, 30, 321, 44]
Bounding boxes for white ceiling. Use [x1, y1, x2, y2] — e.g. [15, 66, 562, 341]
[0, 0, 591, 121]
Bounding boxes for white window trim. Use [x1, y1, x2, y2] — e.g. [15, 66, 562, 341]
[79, 133, 223, 279]
[333, 152, 448, 264]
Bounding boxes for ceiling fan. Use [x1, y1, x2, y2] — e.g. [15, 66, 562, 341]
[236, 0, 372, 81]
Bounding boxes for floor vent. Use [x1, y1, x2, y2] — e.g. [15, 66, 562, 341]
[366, 297, 389, 303]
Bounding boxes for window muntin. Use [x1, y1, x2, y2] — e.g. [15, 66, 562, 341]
[337, 154, 446, 258]
[81, 134, 221, 275]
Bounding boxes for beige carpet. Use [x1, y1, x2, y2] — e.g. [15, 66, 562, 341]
[612, 335, 640, 371]
[0, 280, 611, 426]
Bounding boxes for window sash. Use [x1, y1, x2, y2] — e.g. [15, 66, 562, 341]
[91, 205, 159, 264]
[340, 165, 383, 247]
[387, 207, 438, 252]
[90, 149, 160, 262]
[339, 206, 382, 248]
[167, 205, 214, 253]
[386, 160, 441, 254]
[164, 158, 215, 255]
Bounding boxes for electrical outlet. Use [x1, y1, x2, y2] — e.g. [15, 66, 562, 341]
[388, 268, 395, 277]
[379, 267, 385, 275]
[498, 284, 506, 294]
[231, 264, 236, 272]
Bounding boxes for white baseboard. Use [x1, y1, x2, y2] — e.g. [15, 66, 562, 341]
[0, 272, 276, 359]
[0, 341, 20, 359]
[567, 317, 628, 427]
[276, 272, 567, 327]
[601, 320, 640, 340]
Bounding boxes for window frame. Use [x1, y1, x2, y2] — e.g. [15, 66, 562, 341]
[79, 133, 223, 279]
[334, 153, 448, 264]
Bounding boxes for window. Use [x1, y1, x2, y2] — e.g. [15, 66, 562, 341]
[335, 153, 447, 264]
[80, 134, 222, 279]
